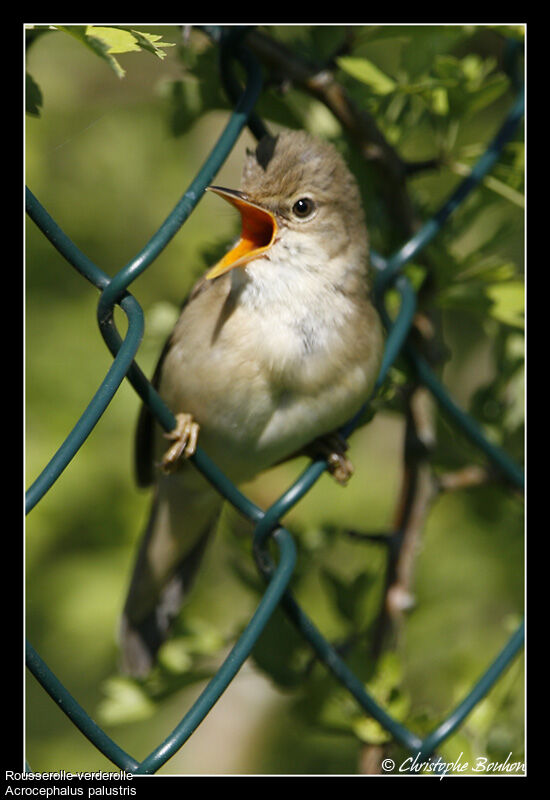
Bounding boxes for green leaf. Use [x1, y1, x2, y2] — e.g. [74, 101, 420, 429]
[251, 608, 310, 689]
[404, 262, 428, 291]
[433, 54, 463, 83]
[461, 53, 486, 83]
[54, 25, 174, 78]
[337, 55, 397, 95]
[26, 72, 43, 116]
[321, 568, 375, 626]
[56, 25, 126, 77]
[465, 76, 509, 117]
[114, 27, 175, 59]
[173, 617, 225, 656]
[430, 86, 449, 116]
[436, 283, 493, 315]
[158, 639, 194, 673]
[97, 676, 155, 725]
[162, 47, 230, 136]
[87, 27, 146, 54]
[351, 652, 410, 744]
[456, 260, 517, 284]
[367, 651, 404, 697]
[352, 715, 392, 745]
[486, 281, 525, 328]
[308, 681, 363, 733]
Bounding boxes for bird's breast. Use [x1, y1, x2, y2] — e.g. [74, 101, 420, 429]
[158, 263, 382, 479]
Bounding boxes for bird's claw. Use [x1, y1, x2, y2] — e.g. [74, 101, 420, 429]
[161, 413, 200, 474]
[312, 433, 354, 486]
[326, 450, 354, 485]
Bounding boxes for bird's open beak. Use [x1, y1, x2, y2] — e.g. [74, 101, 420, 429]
[204, 186, 278, 280]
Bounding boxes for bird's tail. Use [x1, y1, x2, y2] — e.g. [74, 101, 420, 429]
[119, 470, 223, 678]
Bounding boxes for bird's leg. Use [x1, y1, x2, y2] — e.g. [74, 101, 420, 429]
[306, 432, 354, 486]
[161, 412, 200, 474]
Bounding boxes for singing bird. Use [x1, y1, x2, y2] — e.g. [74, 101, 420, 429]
[120, 129, 384, 677]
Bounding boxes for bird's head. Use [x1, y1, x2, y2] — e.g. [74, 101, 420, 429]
[205, 129, 368, 281]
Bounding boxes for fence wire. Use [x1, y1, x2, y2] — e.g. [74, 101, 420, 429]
[25, 26, 525, 775]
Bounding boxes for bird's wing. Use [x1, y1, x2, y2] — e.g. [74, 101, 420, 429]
[134, 275, 210, 488]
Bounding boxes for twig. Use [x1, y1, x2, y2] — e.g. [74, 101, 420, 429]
[371, 386, 438, 656]
[437, 464, 492, 492]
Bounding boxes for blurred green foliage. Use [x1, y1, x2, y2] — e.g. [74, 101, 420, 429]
[25, 24, 524, 775]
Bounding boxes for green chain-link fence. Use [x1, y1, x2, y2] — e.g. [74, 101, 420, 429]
[25, 26, 525, 775]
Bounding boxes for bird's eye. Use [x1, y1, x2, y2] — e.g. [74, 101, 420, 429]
[292, 197, 316, 219]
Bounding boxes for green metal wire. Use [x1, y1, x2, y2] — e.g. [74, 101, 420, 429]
[25, 26, 525, 774]
[25, 641, 140, 773]
[417, 620, 525, 761]
[135, 527, 297, 774]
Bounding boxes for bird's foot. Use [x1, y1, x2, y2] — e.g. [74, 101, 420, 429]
[311, 433, 354, 486]
[161, 413, 200, 473]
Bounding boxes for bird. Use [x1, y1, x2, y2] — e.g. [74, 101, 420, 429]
[119, 128, 384, 677]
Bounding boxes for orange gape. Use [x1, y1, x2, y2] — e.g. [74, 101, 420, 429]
[205, 187, 277, 279]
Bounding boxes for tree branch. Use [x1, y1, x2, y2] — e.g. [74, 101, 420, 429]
[437, 465, 492, 492]
[371, 386, 438, 657]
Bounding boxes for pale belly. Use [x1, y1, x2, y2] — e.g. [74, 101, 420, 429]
[161, 337, 373, 483]
[157, 274, 381, 483]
